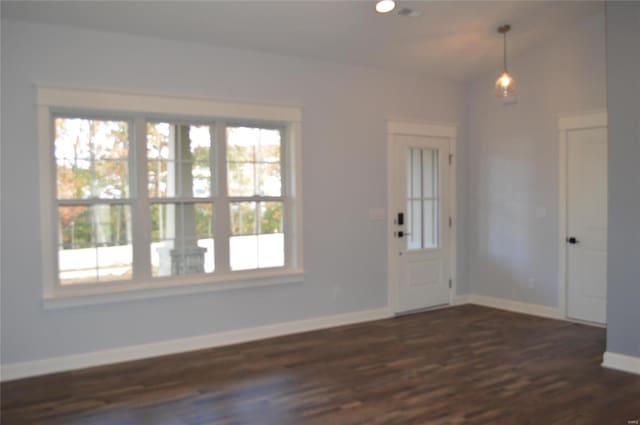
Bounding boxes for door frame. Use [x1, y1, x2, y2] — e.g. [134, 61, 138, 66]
[557, 110, 607, 322]
[386, 120, 457, 314]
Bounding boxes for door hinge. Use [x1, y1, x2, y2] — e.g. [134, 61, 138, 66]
[449, 153, 453, 165]
[449, 216, 453, 227]
[449, 279, 452, 289]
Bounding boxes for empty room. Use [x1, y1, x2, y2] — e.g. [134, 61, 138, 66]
[1, 1, 639, 424]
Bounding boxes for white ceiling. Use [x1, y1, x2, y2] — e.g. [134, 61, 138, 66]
[1, 1, 604, 82]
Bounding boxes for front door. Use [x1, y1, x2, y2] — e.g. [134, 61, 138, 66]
[566, 126, 608, 324]
[391, 134, 451, 313]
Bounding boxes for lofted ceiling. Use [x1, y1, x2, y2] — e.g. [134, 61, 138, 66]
[1, 1, 604, 82]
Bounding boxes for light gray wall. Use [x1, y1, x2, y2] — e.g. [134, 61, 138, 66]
[463, 13, 606, 307]
[0, 20, 464, 364]
[605, 2, 640, 358]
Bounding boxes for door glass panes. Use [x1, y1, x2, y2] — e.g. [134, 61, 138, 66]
[58, 204, 132, 284]
[226, 127, 282, 197]
[406, 147, 439, 250]
[150, 203, 214, 277]
[147, 123, 213, 198]
[229, 201, 284, 270]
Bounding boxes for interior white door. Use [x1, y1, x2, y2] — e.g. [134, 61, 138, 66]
[392, 134, 450, 313]
[566, 126, 608, 324]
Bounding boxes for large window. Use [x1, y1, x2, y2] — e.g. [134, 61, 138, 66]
[39, 87, 302, 301]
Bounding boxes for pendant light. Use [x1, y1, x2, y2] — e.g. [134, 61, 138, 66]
[495, 25, 516, 98]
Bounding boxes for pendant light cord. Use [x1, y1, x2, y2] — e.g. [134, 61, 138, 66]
[503, 32, 508, 72]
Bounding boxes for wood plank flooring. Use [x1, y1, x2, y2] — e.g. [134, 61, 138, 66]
[2, 305, 639, 425]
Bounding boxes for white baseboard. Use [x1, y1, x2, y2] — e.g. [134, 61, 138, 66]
[452, 294, 470, 305]
[602, 351, 640, 375]
[1, 306, 392, 382]
[455, 293, 562, 320]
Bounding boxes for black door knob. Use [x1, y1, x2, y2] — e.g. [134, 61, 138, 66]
[566, 237, 579, 244]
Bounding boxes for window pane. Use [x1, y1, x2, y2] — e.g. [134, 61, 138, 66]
[230, 202, 256, 235]
[95, 159, 129, 198]
[257, 129, 281, 162]
[423, 199, 439, 248]
[59, 205, 93, 250]
[228, 162, 256, 197]
[260, 202, 283, 234]
[230, 201, 284, 271]
[227, 127, 257, 162]
[257, 163, 282, 197]
[150, 202, 214, 277]
[422, 149, 438, 198]
[55, 117, 129, 160]
[147, 123, 212, 198]
[189, 126, 212, 162]
[407, 200, 422, 250]
[97, 244, 132, 282]
[58, 204, 132, 285]
[147, 159, 175, 198]
[258, 233, 284, 268]
[55, 118, 129, 200]
[147, 122, 174, 160]
[191, 160, 212, 198]
[56, 158, 92, 199]
[408, 148, 422, 199]
[226, 126, 282, 197]
[230, 235, 258, 271]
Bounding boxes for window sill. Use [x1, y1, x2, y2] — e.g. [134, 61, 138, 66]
[43, 269, 305, 310]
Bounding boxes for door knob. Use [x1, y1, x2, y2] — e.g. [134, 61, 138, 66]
[566, 237, 579, 244]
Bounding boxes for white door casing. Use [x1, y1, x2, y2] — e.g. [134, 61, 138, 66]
[558, 111, 608, 325]
[387, 121, 456, 314]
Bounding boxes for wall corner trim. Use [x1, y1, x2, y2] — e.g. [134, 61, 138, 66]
[0, 306, 392, 382]
[602, 352, 640, 375]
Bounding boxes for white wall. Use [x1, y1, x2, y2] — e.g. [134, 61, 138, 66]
[605, 2, 640, 358]
[462, 12, 606, 306]
[0, 19, 464, 365]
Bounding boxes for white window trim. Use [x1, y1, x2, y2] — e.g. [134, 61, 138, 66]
[38, 86, 304, 308]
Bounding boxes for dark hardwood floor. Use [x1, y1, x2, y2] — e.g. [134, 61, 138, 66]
[2, 305, 639, 425]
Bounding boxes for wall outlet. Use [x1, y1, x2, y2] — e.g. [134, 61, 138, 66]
[527, 278, 536, 289]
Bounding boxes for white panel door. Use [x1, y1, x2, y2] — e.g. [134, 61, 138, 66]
[392, 135, 450, 313]
[566, 127, 607, 324]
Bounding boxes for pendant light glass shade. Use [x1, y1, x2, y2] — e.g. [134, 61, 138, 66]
[496, 25, 515, 98]
[495, 71, 515, 97]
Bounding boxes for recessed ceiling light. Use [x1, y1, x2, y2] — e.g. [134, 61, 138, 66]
[376, 0, 396, 14]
